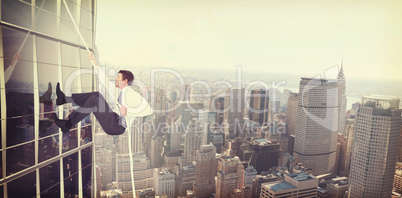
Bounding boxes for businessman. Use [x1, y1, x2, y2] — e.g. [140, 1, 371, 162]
[53, 70, 153, 135]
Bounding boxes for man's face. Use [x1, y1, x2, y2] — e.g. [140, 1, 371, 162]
[115, 73, 127, 89]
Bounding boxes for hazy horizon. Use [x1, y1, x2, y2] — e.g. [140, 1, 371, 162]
[96, 0, 402, 81]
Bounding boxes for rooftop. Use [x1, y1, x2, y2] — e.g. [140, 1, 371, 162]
[288, 172, 315, 182]
[266, 181, 296, 192]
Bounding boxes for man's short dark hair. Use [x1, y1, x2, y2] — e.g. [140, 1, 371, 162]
[119, 70, 134, 86]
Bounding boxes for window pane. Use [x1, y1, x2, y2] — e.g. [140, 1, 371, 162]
[8, 171, 36, 197]
[2, 26, 34, 63]
[61, 44, 79, 67]
[38, 64, 58, 115]
[80, 27, 93, 47]
[36, 0, 57, 14]
[60, 18, 80, 45]
[62, 129, 78, 153]
[6, 142, 35, 176]
[82, 165, 92, 198]
[35, 9, 58, 37]
[37, 38, 59, 65]
[62, 66, 81, 94]
[81, 125, 92, 145]
[80, 9, 92, 30]
[81, 69, 94, 92]
[63, 152, 79, 197]
[1, 0, 32, 29]
[40, 160, 60, 198]
[81, 0, 92, 11]
[7, 115, 35, 147]
[39, 134, 60, 162]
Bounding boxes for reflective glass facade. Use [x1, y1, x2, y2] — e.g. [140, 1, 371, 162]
[0, 0, 96, 197]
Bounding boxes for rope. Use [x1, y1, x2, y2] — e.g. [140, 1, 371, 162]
[61, 0, 97, 67]
[128, 120, 137, 197]
[61, 1, 136, 197]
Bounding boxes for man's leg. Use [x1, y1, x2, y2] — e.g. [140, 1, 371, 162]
[56, 91, 125, 135]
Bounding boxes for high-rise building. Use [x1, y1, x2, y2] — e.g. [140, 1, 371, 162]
[285, 93, 298, 136]
[116, 153, 154, 196]
[150, 136, 163, 168]
[294, 76, 344, 175]
[154, 168, 175, 198]
[239, 138, 281, 174]
[174, 157, 196, 197]
[348, 96, 401, 198]
[224, 88, 245, 138]
[243, 165, 257, 188]
[184, 119, 203, 163]
[214, 96, 225, 125]
[216, 155, 244, 198]
[0, 0, 96, 197]
[248, 89, 269, 126]
[335, 133, 348, 176]
[260, 172, 318, 198]
[251, 174, 278, 198]
[193, 144, 217, 197]
[169, 120, 181, 152]
[394, 162, 402, 194]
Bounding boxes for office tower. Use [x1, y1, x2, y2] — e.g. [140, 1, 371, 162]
[348, 96, 401, 198]
[260, 172, 318, 198]
[243, 165, 257, 188]
[0, 0, 96, 197]
[248, 89, 269, 125]
[269, 132, 290, 167]
[212, 131, 224, 153]
[198, 109, 216, 145]
[251, 174, 278, 197]
[169, 120, 181, 152]
[224, 88, 245, 138]
[335, 133, 348, 176]
[285, 93, 298, 135]
[344, 121, 355, 177]
[154, 168, 175, 198]
[337, 65, 347, 134]
[184, 119, 203, 163]
[193, 144, 217, 197]
[116, 153, 154, 196]
[150, 136, 163, 168]
[394, 162, 402, 194]
[175, 157, 196, 197]
[294, 77, 343, 175]
[214, 96, 225, 125]
[239, 138, 281, 174]
[399, 124, 402, 162]
[216, 155, 244, 198]
[326, 178, 349, 198]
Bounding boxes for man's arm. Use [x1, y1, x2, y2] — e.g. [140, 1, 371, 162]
[4, 52, 20, 83]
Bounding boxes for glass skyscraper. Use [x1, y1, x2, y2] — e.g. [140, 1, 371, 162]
[0, 0, 96, 197]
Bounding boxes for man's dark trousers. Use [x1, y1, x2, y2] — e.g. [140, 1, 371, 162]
[68, 92, 125, 135]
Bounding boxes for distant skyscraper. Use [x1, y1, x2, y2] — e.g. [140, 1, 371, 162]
[169, 120, 181, 152]
[150, 136, 163, 168]
[214, 96, 225, 125]
[294, 76, 343, 175]
[193, 144, 217, 197]
[184, 119, 203, 163]
[239, 138, 281, 174]
[224, 88, 245, 138]
[154, 168, 175, 198]
[348, 96, 401, 198]
[285, 93, 298, 136]
[243, 165, 257, 188]
[116, 153, 154, 195]
[248, 89, 269, 125]
[215, 155, 244, 198]
[175, 158, 196, 197]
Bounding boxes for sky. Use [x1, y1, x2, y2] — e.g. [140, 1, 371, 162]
[96, 0, 402, 81]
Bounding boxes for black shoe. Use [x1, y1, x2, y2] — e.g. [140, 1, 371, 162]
[52, 113, 72, 133]
[56, 82, 67, 105]
[40, 82, 52, 103]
